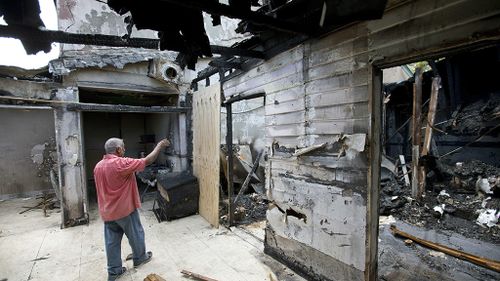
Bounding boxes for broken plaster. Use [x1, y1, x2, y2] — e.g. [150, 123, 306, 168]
[65, 135, 80, 166]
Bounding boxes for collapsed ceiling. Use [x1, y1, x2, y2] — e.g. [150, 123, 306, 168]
[0, 0, 388, 72]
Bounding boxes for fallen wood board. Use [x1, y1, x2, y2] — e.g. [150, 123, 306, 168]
[390, 225, 500, 272]
[234, 150, 264, 204]
[181, 270, 218, 281]
[399, 155, 410, 187]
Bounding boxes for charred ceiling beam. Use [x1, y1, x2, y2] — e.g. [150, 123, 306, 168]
[192, 56, 243, 85]
[0, 25, 264, 59]
[157, 0, 309, 35]
[210, 45, 264, 59]
[191, 66, 219, 84]
[66, 102, 190, 113]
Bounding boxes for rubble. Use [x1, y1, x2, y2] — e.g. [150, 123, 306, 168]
[220, 193, 268, 225]
[380, 159, 500, 243]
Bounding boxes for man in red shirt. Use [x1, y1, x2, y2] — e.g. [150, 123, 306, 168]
[94, 137, 170, 281]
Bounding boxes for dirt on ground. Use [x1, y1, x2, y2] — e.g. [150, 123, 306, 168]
[380, 159, 500, 243]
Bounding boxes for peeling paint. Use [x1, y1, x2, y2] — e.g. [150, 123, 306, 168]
[58, 0, 77, 21]
[79, 9, 127, 35]
[31, 143, 46, 165]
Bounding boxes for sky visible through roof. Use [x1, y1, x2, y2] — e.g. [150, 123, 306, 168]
[0, 0, 59, 69]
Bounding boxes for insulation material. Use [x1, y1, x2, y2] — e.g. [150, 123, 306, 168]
[476, 209, 499, 228]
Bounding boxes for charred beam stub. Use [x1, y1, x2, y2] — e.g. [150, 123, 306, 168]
[223, 92, 265, 105]
[209, 59, 242, 70]
[192, 66, 219, 84]
[209, 45, 264, 59]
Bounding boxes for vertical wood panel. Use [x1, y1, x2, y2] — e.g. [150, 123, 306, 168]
[366, 66, 382, 281]
[192, 84, 220, 227]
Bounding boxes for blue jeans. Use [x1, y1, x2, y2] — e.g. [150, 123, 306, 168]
[104, 209, 148, 278]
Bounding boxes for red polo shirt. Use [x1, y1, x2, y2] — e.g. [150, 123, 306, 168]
[93, 154, 146, 221]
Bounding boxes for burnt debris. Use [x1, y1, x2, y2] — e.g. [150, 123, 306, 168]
[380, 158, 500, 243]
[108, 0, 212, 70]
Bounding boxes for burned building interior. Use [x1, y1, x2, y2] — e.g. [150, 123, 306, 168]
[0, 0, 500, 281]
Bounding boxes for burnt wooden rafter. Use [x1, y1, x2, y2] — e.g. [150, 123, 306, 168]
[156, 0, 310, 35]
[66, 102, 189, 113]
[0, 25, 264, 59]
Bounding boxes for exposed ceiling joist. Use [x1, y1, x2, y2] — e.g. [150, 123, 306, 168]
[0, 25, 265, 59]
[157, 0, 310, 35]
[66, 102, 189, 113]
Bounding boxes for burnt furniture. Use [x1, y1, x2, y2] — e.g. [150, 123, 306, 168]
[153, 171, 199, 222]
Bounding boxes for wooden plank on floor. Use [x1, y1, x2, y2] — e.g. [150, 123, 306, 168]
[181, 269, 219, 281]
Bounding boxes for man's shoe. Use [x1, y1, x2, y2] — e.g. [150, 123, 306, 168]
[133, 251, 153, 268]
[108, 267, 127, 281]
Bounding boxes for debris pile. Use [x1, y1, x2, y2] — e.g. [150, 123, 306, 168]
[380, 159, 500, 243]
[445, 95, 500, 136]
[220, 193, 269, 225]
[19, 194, 58, 217]
[451, 160, 500, 195]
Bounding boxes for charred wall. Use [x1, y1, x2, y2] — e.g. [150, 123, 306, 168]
[223, 25, 371, 281]
[221, 0, 500, 280]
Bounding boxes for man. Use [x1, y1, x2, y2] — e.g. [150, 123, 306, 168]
[94, 137, 170, 281]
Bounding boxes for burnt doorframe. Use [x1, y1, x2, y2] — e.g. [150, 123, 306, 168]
[366, 41, 500, 279]
[76, 85, 188, 220]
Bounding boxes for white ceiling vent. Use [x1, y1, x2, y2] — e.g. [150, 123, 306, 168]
[148, 58, 182, 84]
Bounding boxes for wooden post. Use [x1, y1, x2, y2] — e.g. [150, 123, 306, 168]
[225, 102, 234, 226]
[418, 77, 440, 193]
[422, 77, 441, 155]
[411, 68, 423, 199]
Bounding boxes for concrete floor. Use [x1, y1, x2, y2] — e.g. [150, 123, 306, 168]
[3, 198, 498, 281]
[0, 198, 304, 281]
